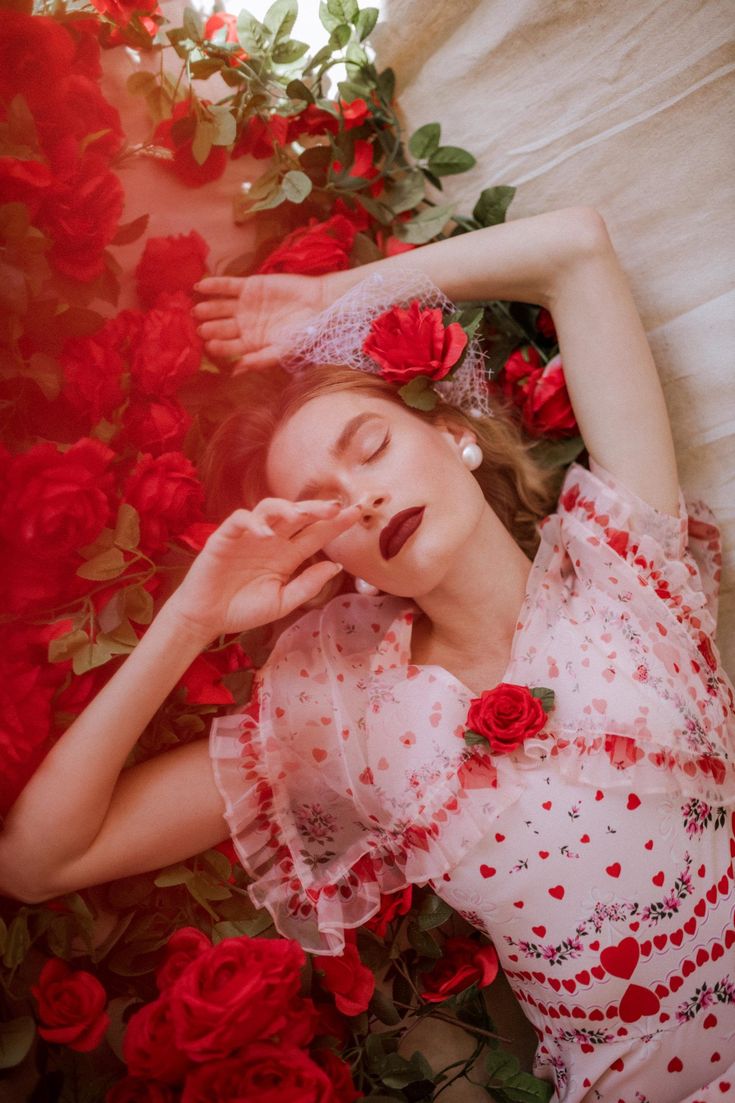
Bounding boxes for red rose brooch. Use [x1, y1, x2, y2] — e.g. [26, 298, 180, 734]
[464, 683, 554, 755]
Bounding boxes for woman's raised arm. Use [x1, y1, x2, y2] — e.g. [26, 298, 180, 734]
[0, 498, 359, 903]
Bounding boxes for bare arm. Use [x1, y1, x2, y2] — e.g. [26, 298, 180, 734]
[196, 205, 679, 516]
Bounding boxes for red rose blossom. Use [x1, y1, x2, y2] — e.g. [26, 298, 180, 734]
[340, 97, 371, 130]
[38, 74, 124, 164]
[420, 936, 499, 1003]
[135, 231, 210, 308]
[287, 103, 339, 141]
[363, 886, 413, 938]
[317, 942, 375, 1017]
[466, 682, 549, 754]
[32, 959, 110, 1052]
[0, 157, 52, 216]
[156, 927, 212, 992]
[313, 1047, 363, 1103]
[107, 1079, 176, 1103]
[500, 345, 543, 408]
[129, 291, 203, 397]
[169, 934, 307, 1060]
[90, 0, 160, 28]
[120, 398, 192, 457]
[203, 11, 246, 65]
[0, 638, 57, 814]
[521, 354, 578, 439]
[536, 306, 557, 340]
[123, 993, 190, 1083]
[232, 112, 290, 160]
[122, 451, 205, 554]
[153, 101, 228, 188]
[363, 299, 468, 385]
[0, 13, 76, 110]
[60, 330, 126, 426]
[257, 214, 357, 276]
[333, 139, 381, 194]
[181, 1045, 336, 1103]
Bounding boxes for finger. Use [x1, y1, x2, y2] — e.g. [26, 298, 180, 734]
[279, 560, 344, 617]
[192, 298, 239, 321]
[194, 276, 247, 297]
[292, 504, 362, 558]
[197, 318, 240, 341]
[204, 337, 248, 359]
[215, 510, 273, 541]
[257, 498, 342, 536]
[232, 346, 284, 373]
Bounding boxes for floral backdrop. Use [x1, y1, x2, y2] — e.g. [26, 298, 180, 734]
[0, 1, 583, 1098]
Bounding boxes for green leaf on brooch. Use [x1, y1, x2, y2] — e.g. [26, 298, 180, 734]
[463, 729, 486, 747]
[530, 686, 555, 713]
[397, 375, 438, 411]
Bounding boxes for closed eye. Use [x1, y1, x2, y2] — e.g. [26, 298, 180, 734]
[364, 433, 390, 463]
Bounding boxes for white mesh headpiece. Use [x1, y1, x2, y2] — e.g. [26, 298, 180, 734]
[281, 268, 494, 419]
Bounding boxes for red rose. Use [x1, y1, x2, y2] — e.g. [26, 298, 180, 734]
[38, 152, 125, 282]
[0, 157, 52, 216]
[90, 0, 160, 28]
[536, 306, 557, 340]
[178, 654, 235, 706]
[287, 104, 339, 142]
[123, 993, 190, 1083]
[153, 101, 229, 188]
[32, 959, 110, 1052]
[129, 291, 203, 397]
[122, 452, 205, 554]
[500, 345, 543, 408]
[120, 398, 192, 457]
[256, 214, 356, 276]
[156, 927, 212, 992]
[0, 13, 76, 110]
[333, 139, 383, 197]
[312, 1048, 363, 1103]
[363, 886, 413, 938]
[135, 231, 210, 308]
[107, 1079, 177, 1103]
[60, 330, 126, 426]
[0, 437, 114, 560]
[203, 11, 246, 64]
[169, 935, 306, 1060]
[317, 942, 375, 1017]
[420, 936, 499, 1003]
[37, 75, 124, 164]
[232, 113, 290, 160]
[340, 97, 371, 130]
[466, 683, 548, 754]
[363, 299, 468, 385]
[0, 638, 57, 814]
[182, 1045, 336, 1103]
[521, 354, 578, 439]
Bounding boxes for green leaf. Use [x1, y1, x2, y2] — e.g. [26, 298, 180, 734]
[97, 617, 140, 655]
[380, 1051, 430, 1089]
[182, 6, 203, 40]
[318, 2, 341, 33]
[394, 204, 453, 245]
[329, 23, 351, 49]
[397, 375, 438, 411]
[463, 729, 486, 747]
[287, 79, 315, 103]
[281, 169, 312, 203]
[191, 118, 215, 165]
[407, 921, 442, 958]
[263, 0, 297, 43]
[530, 686, 555, 713]
[486, 1046, 521, 1080]
[417, 893, 454, 930]
[112, 213, 150, 247]
[123, 584, 154, 626]
[208, 106, 236, 147]
[328, 0, 359, 22]
[427, 145, 476, 177]
[528, 433, 585, 469]
[369, 988, 401, 1026]
[272, 38, 310, 64]
[346, 41, 368, 66]
[114, 502, 140, 551]
[105, 997, 141, 1063]
[154, 864, 194, 888]
[48, 628, 90, 664]
[237, 10, 268, 54]
[356, 7, 379, 39]
[377, 67, 396, 103]
[76, 546, 126, 581]
[201, 847, 231, 881]
[382, 170, 425, 214]
[472, 184, 516, 227]
[0, 1017, 35, 1070]
[3, 913, 30, 969]
[126, 71, 158, 96]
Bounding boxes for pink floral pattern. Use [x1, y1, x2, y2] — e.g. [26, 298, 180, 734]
[210, 459, 735, 1101]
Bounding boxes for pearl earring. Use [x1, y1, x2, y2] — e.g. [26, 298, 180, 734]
[460, 442, 483, 470]
[354, 577, 380, 596]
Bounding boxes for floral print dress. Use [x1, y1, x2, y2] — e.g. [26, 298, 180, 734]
[210, 459, 735, 1103]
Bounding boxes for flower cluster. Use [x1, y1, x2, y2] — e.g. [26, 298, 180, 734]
[109, 927, 361, 1101]
[497, 344, 578, 439]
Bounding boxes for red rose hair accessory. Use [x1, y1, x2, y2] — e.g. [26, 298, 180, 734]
[282, 268, 494, 417]
[464, 682, 554, 755]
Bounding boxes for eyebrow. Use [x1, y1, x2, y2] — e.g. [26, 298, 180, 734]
[294, 412, 383, 501]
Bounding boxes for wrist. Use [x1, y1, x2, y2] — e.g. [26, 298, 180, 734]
[153, 598, 216, 653]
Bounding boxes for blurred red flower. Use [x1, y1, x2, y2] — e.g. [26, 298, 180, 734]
[122, 451, 204, 554]
[153, 101, 228, 188]
[257, 214, 356, 276]
[419, 935, 499, 1003]
[317, 942, 375, 1016]
[135, 231, 210, 308]
[32, 958, 110, 1052]
[129, 291, 203, 397]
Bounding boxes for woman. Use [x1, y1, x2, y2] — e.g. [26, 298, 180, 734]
[0, 207, 732, 1102]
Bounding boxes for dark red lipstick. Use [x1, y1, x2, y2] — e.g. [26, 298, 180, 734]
[379, 507, 425, 560]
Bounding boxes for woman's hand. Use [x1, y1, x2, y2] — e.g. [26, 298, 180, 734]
[192, 272, 341, 372]
[168, 497, 359, 642]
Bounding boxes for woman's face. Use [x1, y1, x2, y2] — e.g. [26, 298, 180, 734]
[265, 391, 489, 597]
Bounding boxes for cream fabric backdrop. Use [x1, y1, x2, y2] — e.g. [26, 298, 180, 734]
[371, 0, 735, 676]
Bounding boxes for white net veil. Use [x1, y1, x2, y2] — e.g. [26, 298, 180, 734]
[281, 267, 494, 419]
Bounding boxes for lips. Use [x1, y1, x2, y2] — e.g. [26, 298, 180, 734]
[379, 506, 425, 560]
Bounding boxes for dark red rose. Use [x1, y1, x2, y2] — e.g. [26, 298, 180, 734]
[313, 1047, 363, 1103]
[38, 152, 124, 282]
[420, 936, 499, 1003]
[0, 157, 52, 216]
[65, 16, 103, 82]
[32, 958, 110, 1052]
[316, 942, 375, 1017]
[363, 299, 467, 385]
[107, 1079, 177, 1103]
[256, 214, 356, 276]
[122, 451, 205, 554]
[363, 886, 413, 938]
[466, 683, 548, 754]
[232, 113, 290, 160]
[0, 12, 76, 110]
[156, 927, 212, 992]
[37, 75, 124, 164]
[521, 354, 578, 439]
[181, 1045, 335, 1103]
[123, 993, 190, 1083]
[60, 330, 126, 426]
[89, 0, 160, 28]
[0, 437, 114, 560]
[287, 104, 339, 142]
[536, 306, 557, 340]
[120, 398, 192, 457]
[169, 934, 307, 1060]
[333, 139, 382, 197]
[500, 345, 543, 407]
[340, 97, 371, 130]
[129, 291, 203, 397]
[135, 231, 210, 308]
[153, 101, 228, 188]
[178, 654, 235, 706]
[332, 197, 372, 234]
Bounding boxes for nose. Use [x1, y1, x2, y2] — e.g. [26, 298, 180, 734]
[356, 492, 388, 521]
